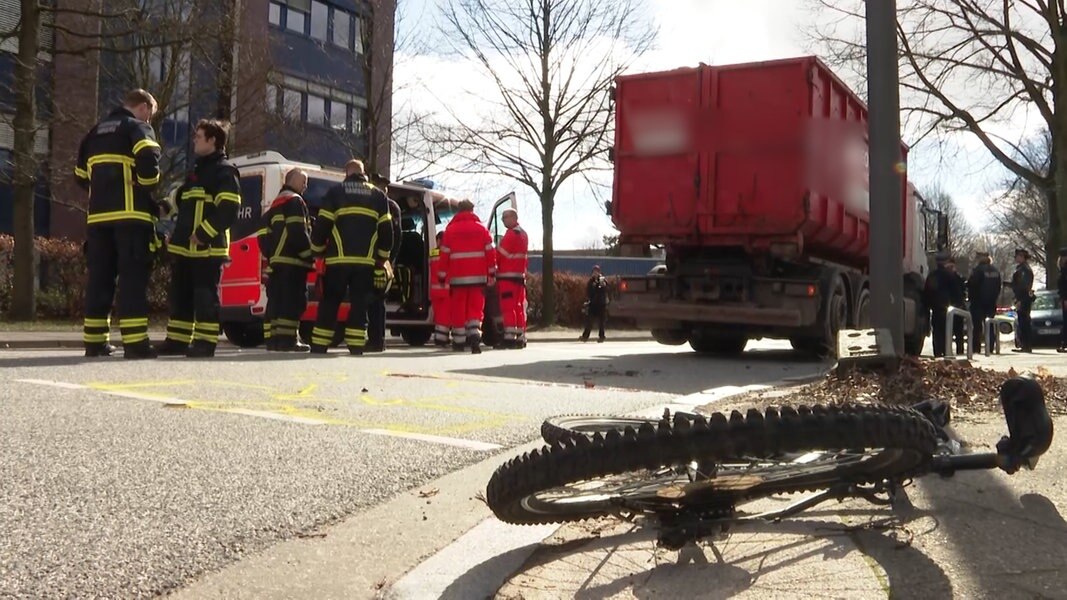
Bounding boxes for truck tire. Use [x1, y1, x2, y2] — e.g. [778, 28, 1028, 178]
[854, 289, 871, 329]
[688, 330, 746, 355]
[651, 329, 688, 346]
[795, 280, 846, 358]
[401, 328, 433, 347]
[487, 404, 937, 525]
[223, 321, 265, 348]
[904, 288, 928, 356]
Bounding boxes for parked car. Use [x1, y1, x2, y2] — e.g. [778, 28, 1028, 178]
[1030, 290, 1063, 348]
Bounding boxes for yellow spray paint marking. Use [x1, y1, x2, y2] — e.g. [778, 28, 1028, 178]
[88, 380, 197, 390]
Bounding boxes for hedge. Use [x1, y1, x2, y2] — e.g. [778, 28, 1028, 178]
[1, 233, 624, 327]
[0, 234, 170, 319]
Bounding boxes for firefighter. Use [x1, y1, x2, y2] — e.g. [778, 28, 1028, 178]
[430, 231, 450, 346]
[496, 208, 529, 349]
[366, 173, 401, 353]
[77, 89, 162, 359]
[438, 199, 495, 354]
[308, 160, 393, 355]
[923, 252, 954, 358]
[967, 250, 1002, 353]
[1010, 248, 1035, 353]
[258, 168, 313, 352]
[155, 119, 242, 358]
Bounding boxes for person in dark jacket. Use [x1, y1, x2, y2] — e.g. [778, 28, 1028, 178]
[1011, 248, 1035, 353]
[580, 265, 609, 343]
[366, 173, 401, 353]
[308, 160, 394, 355]
[1058, 248, 1067, 353]
[923, 252, 954, 357]
[156, 119, 242, 358]
[77, 89, 162, 359]
[258, 168, 313, 352]
[946, 257, 967, 355]
[967, 250, 1002, 353]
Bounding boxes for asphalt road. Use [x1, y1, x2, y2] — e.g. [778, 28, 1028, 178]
[0, 339, 826, 598]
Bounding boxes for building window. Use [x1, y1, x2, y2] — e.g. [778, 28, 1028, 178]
[354, 16, 365, 54]
[327, 100, 346, 130]
[332, 9, 350, 49]
[350, 106, 365, 134]
[286, 6, 307, 34]
[266, 85, 278, 113]
[307, 94, 326, 126]
[310, 1, 328, 41]
[268, 1, 282, 26]
[282, 88, 302, 119]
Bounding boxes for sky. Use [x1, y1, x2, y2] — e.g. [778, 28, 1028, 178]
[392, 0, 1025, 250]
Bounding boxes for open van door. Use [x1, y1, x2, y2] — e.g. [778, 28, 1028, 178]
[482, 191, 518, 346]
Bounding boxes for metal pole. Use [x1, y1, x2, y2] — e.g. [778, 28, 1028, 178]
[865, 0, 905, 355]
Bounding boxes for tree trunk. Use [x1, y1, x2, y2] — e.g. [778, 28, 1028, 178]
[1047, 186, 1060, 288]
[10, 0, 40, 321]
[539, 189, 555, 326]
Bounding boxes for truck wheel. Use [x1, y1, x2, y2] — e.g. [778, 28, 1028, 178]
[855, 289, 871, 328]
[298, 321, 345, 347]
[223, 321, 265, 348]
[401, 328, 433, 347]
[689, 330, 747, 356]
[793, 281, 846, 358]
[651, 329, 688, 346]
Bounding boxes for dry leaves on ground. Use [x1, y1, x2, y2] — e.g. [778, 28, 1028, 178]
[755, 359, 1067, 416]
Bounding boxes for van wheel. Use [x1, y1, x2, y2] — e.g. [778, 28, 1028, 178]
[223, 321, 265, 348]
[401, 328, 433, 347]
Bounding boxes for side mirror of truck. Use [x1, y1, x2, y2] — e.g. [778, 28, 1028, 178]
[937, 213, 950, 251]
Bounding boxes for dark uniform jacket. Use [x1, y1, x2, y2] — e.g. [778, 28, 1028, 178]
[1011, 263, 1035, 303]
[923, 265, 954, 309]
[168, 151, 242, 259]
[949, 271, 966, 308]
[586, 275, 609, 308]
[967, 263, 1003, 308]
[75, 106, 162, 226]
[258, 186, 312, 269]
[310, 174, 393, 267]
[1057, 265, 1067, 301]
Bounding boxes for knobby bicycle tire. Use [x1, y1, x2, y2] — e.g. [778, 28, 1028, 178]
[488, 404, 938, 525]
[541, 415, 681, 444]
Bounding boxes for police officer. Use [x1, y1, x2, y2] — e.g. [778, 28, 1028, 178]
[259, 168, 313, 352]
[1011, 248, 1035, 353]
[580, 265, 609, 343]
[1057, 248, 1067, 353]
[923, 252, 954, 357]
[156, 119, 241, 358]
[308, 160, 393, 355]
[366, 174, 401, 353]
[967, 250, 1002, 353]
[496, 208, 529, 349]
[77, 89, 162, 359]
[946, 257, 967, 355]
[439, 199, 495, 354]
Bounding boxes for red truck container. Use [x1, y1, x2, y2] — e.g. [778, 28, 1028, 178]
[609, 57, 947, 356]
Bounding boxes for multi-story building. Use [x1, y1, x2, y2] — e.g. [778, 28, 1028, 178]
[1, 0, 395, 240]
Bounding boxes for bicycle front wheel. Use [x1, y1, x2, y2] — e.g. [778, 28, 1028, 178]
[488, 404, 937, 525]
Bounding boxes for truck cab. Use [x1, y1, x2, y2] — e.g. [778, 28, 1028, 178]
[206, 151, 513, 348]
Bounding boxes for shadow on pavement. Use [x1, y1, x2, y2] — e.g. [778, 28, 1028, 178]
[456, 349, 827, 396]
[494, 516, 950, 599]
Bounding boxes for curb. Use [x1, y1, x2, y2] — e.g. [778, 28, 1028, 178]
[0, 335, 655, 350]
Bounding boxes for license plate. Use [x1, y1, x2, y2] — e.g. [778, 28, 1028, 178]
[1037, 328, 1059, 335]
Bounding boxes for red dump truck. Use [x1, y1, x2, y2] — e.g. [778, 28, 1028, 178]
[608, 56, 948, 356]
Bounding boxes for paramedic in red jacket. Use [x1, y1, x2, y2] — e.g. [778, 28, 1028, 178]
[438, 199, 495, 354]
[496, 208, 528, 349]
[429, 231, 450, 346]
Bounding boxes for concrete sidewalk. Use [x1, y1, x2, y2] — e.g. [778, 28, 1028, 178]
[0, 326, 652, 349]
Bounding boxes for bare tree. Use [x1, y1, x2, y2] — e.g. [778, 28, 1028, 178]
[923, 184, 984, 272]
[808, 1, 1063, 283]
[423, 0, 655, 325]
[985, 132, 1052, 281]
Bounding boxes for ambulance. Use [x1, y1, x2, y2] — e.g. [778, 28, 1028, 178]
[213, 151, 515, 348]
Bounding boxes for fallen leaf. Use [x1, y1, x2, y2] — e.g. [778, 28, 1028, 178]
[418, 488, 439, 498]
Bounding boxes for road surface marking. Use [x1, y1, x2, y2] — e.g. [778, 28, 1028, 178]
[223, 408, 328, 425]
[360, 429, 502, 451]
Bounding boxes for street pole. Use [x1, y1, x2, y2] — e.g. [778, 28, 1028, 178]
[865, 0, 905, 355]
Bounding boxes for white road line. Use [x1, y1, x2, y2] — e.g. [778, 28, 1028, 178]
[384, 519, 558, 600]
[14, 378, 85, 390]
[224, 408, 327, 426]
[359, 429, 502, 451]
